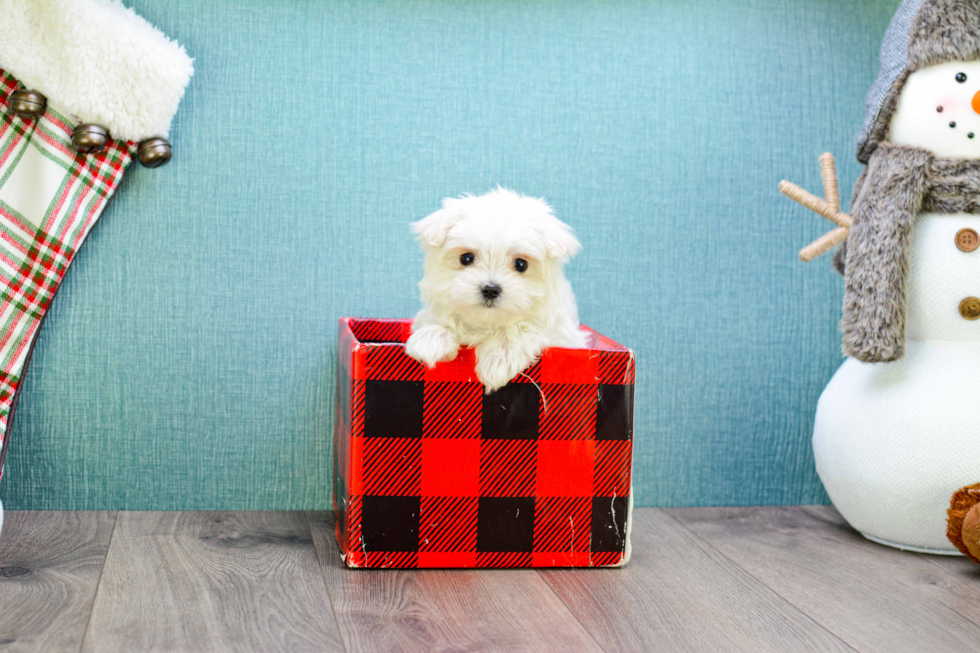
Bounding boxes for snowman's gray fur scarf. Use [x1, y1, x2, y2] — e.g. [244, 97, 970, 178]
[838, 142, 980, 362]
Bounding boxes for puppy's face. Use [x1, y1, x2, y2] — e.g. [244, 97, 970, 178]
[412, 188, 580, 328]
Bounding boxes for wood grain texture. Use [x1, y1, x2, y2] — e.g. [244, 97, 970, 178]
[926, 548, 980, 580]
[307, 511, 603, 653]
[82, 511, 343, 653]
[539, 508, 851, 652]
[670, 505, 980, 652]
[0, 511, 114, 653]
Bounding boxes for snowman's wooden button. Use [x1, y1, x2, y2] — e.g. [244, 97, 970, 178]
[960, 297, 980, 320]
[956, 228, 979, 252]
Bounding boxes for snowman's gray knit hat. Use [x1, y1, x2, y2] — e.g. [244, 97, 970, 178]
[857, 0, 980, 163]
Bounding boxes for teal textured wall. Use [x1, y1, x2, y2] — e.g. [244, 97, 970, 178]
[3, 0, 898, 510]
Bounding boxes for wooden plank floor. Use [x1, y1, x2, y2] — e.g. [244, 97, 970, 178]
[0, 508, 977, 652]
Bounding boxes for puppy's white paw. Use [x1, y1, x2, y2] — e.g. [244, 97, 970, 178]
[406, 325, 459, 367]
[475, 344, 537, 393]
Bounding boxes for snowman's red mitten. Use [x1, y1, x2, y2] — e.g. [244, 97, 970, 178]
[947, 484, 980, 563]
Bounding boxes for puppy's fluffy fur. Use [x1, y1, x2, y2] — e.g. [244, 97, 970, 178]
[406, 188, 587, 392]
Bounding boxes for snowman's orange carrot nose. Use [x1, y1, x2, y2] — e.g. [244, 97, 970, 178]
[972, 90, 980, 114]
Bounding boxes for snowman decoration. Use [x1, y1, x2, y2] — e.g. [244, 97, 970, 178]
[782, 0, 980, 554]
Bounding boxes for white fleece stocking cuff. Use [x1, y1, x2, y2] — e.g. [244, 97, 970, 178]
[0, 0, 194, 142]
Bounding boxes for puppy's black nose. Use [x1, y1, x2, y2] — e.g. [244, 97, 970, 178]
[481, 284, 502, 301]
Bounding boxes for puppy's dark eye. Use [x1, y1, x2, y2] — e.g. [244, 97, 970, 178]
[958, 72, 968, 83]
[460, 252, 475, 266]
[513, 258, 528, 273]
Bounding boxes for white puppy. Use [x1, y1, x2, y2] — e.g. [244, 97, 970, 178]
[405, 188, 587, 392]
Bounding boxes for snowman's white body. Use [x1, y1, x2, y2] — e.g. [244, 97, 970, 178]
[813, 61, 980, 553]
[814, 212, 980, 553]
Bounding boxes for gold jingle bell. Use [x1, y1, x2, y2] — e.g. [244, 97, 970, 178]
[71, 124, 109, 154]
[137, 137, 172, 169]
[9, 89, 46, 119]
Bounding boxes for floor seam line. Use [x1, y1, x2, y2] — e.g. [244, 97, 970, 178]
[534, 568, 609, 652]
[77, 510, 119, 653]
[658, 508, 861, 653]
[305, 511, 351, 653]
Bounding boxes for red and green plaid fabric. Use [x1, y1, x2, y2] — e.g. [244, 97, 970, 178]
[334, 317, 635, 569]
[0, 68, 136, 481]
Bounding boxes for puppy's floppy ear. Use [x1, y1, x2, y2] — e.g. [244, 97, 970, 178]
[540, 217, 582, 261]
[411, 199, 464, 248]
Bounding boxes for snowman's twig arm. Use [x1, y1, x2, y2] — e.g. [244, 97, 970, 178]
[779, 153, 853, 261]
[778, 181, 852, 229]
[799, 227, 849, 262]
[819, 152, 840, 212]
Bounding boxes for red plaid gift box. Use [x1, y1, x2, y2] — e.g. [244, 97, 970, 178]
[333, 317, 635, 569]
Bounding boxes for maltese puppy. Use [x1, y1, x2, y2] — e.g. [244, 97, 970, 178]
[405, 187, 587, 392]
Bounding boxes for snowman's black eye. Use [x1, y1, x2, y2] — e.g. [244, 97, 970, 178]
[460, 252, 475, 266]
[513, 258, 528, 273]
[958, 72, 968, 83]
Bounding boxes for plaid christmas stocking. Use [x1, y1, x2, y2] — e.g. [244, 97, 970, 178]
[0, 0, 193, 533]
